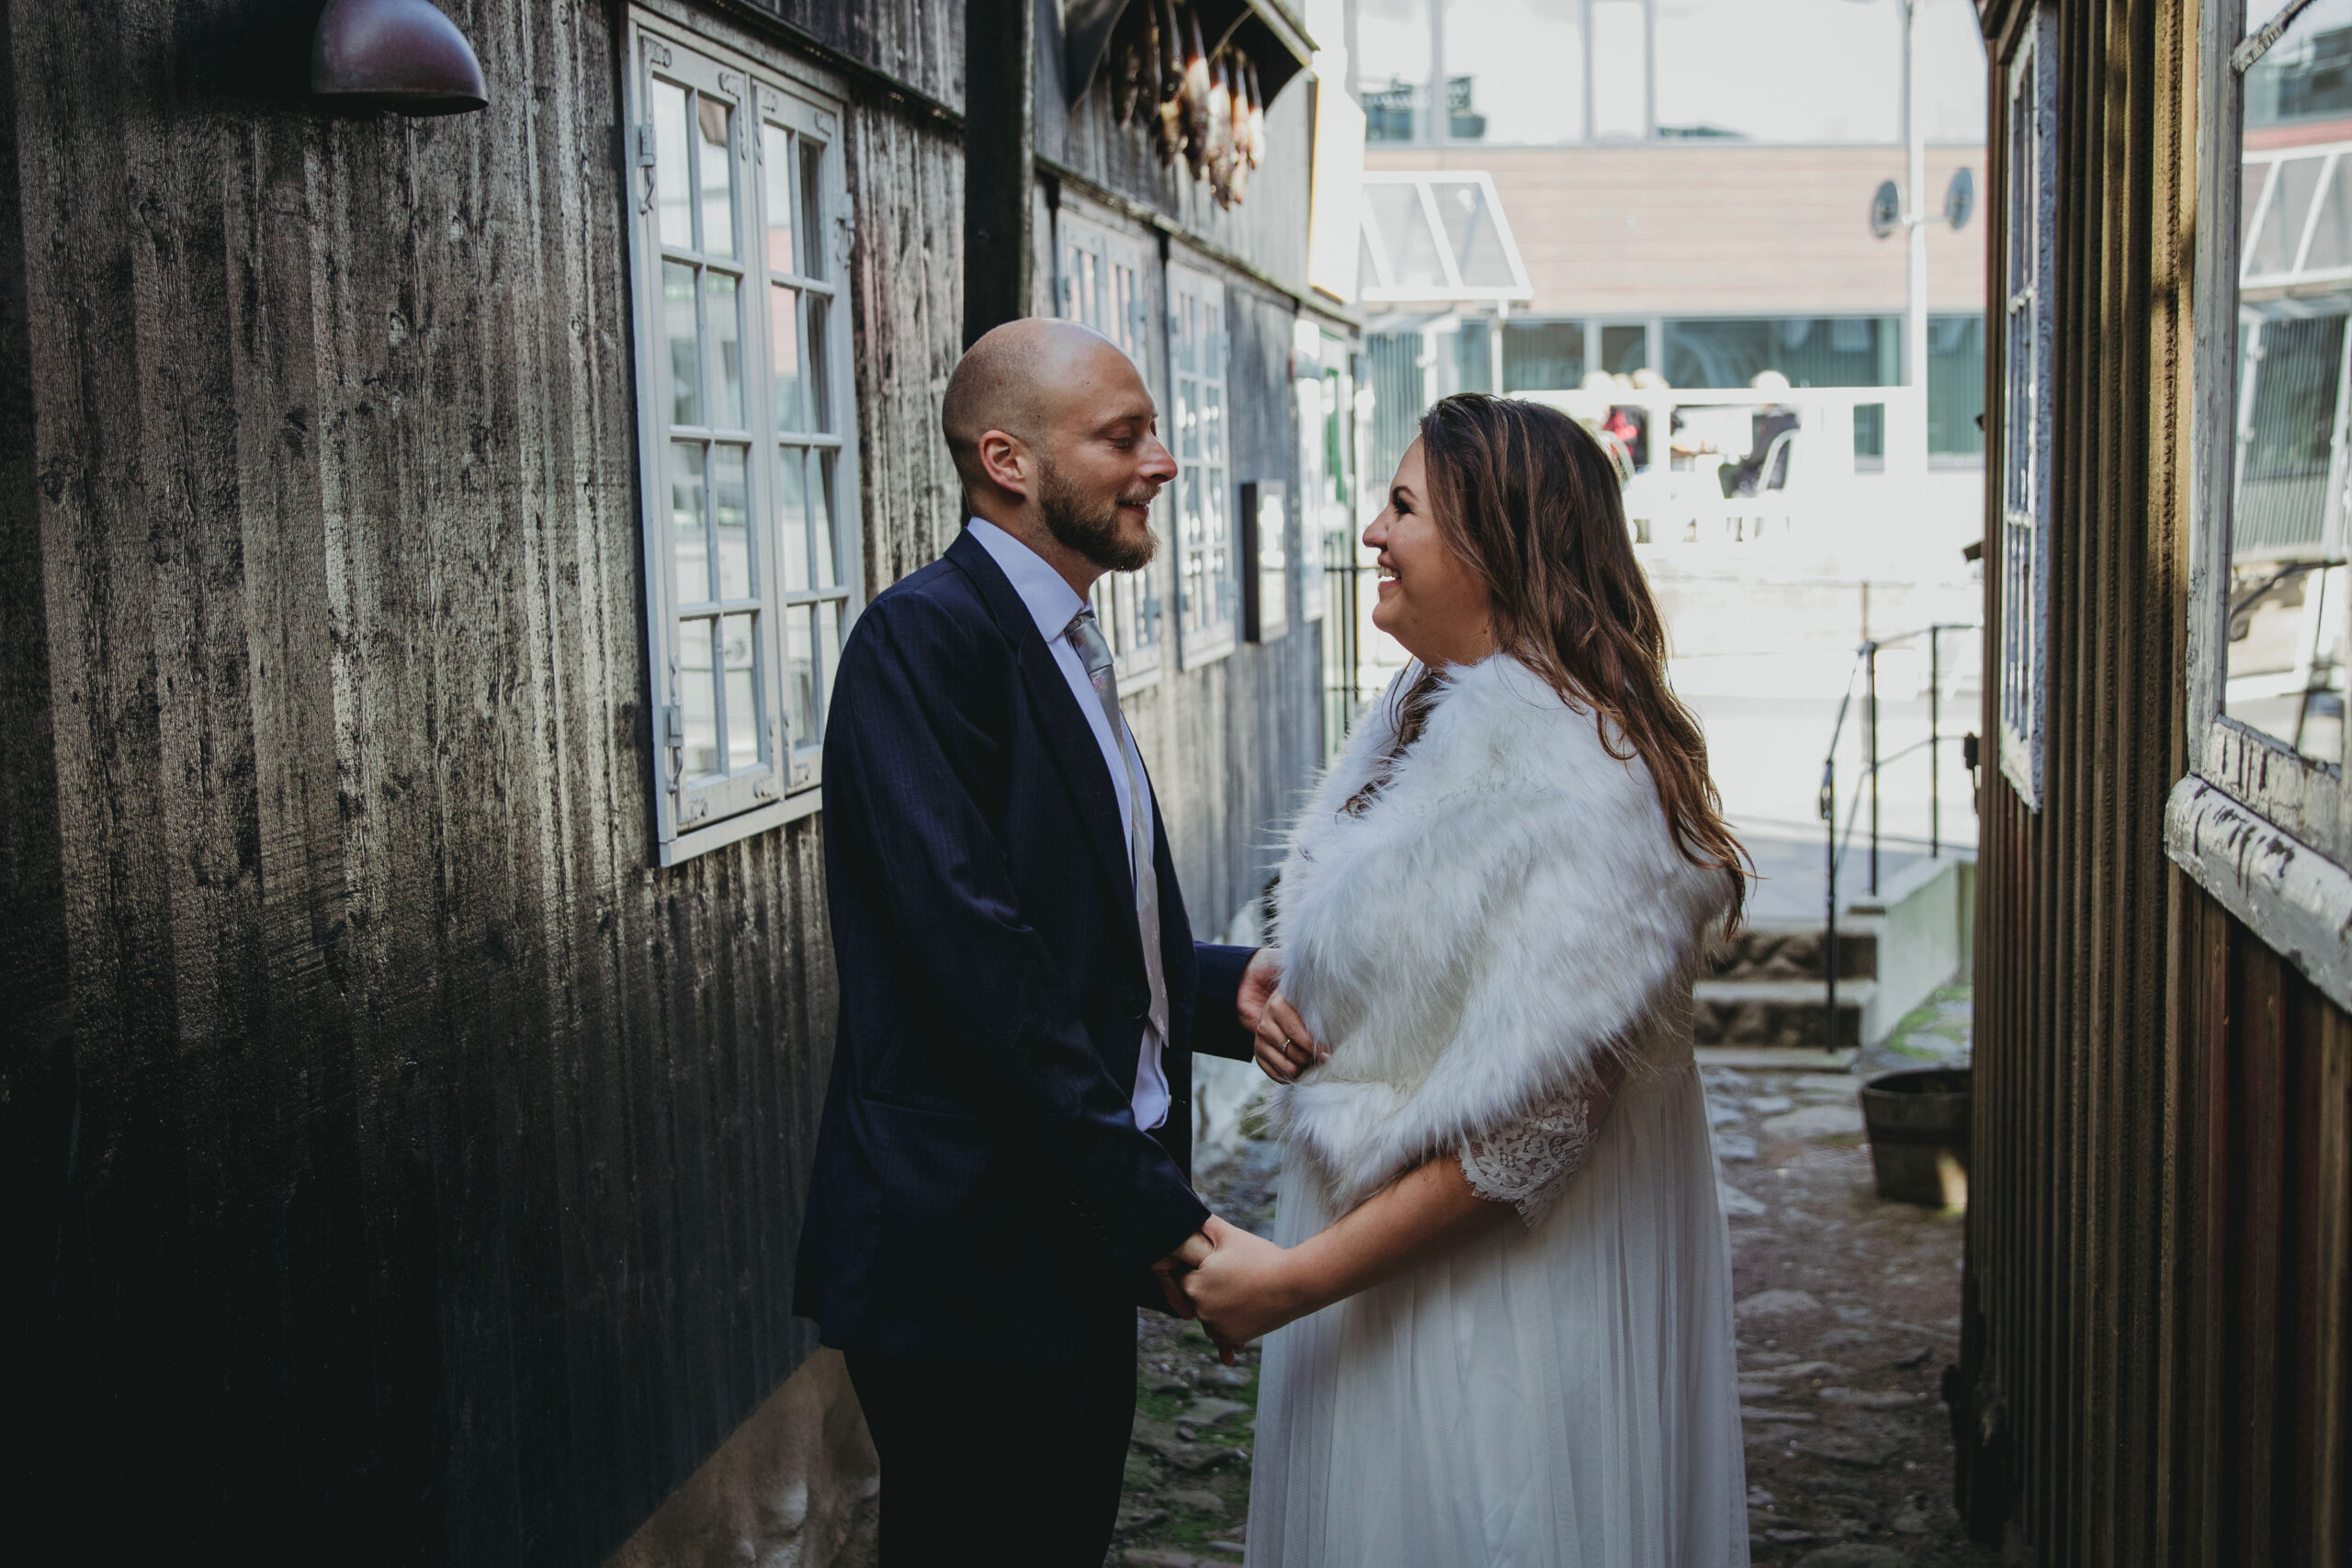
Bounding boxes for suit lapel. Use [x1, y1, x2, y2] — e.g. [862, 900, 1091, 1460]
[946, 532, 1141, 943]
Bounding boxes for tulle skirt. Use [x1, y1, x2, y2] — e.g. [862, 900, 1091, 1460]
[1245, 1043, 1749, 1568]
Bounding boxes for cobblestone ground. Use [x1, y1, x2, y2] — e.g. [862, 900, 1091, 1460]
[1112, 983, 1998, 1568]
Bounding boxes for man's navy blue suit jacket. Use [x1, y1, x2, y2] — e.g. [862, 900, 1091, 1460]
[795, 528, 1258, 1365]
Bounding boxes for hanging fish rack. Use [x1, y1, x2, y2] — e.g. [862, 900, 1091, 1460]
[1062, 0, 1313, 211]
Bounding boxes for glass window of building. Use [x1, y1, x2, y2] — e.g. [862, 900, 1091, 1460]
[2211, 0, 2352, 771]
[1998, 8, 2055, 808]
[1170, 264, 1237, 667]
[1503, 321, 1587, 391]
[1057, 214, 1163, 686]
[1928, 314, 1985, 461]
[627, 15, 862, 863]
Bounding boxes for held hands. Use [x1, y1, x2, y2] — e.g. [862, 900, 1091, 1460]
[1238, 943, 1325, 1084]
[1178, 1214, 1304, 1362]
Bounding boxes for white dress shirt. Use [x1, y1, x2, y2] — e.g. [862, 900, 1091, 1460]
[966, 518, 1171, 1131]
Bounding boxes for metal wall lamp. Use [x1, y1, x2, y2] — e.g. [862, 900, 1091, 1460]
[311, 0, 488, 117]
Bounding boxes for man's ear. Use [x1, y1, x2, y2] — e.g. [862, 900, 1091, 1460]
[976, 429, 1031, 500]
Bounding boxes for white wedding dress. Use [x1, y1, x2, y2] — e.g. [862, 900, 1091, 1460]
[1244, 660, 1749, 1568]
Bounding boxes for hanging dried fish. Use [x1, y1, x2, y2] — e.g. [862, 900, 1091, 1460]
[1125, 2, 1159, 128]
[1244, 57, 1266, 168]
[1113, 20, 1141, 127]
[1180, 3, 1210, 179]
[1153, 0, 1184, 164]
[1206, 48, 1236, 206]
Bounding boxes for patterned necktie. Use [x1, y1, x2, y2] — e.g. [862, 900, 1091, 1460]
[1065, 608, 1170, 1042]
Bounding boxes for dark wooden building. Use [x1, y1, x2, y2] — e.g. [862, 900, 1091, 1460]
[0, 0, 1348, 1560]
[1964, 0, 2352, 1560]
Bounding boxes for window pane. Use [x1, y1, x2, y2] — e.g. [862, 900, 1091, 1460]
[720, 612, 759, 771]
[1928, 314, 1985, 457]
[706, 270, 744, 428]
[652, 78, 692, 249]
[762, 123, 796, 275]
[663, 261, 701, 426]
[671, 441, 710, 603]
[2245, 163, 2275, 256]
[777, 447, 810, 592]
[1502, 320, 1585, 390]
[1601, 323, 1648, 376]
[771, 284, 804, 432]
[2246, 2, 2352, 127]
[1663, 317, 1896, 389]
[787, 604, 817, 750]
[816, 600, 842, 726]
[713, 444, 751, 600]
[799, 140, 825, 280]
[2229, 0, 2352, 765]
[696, 94, 736, 259]
[679, 617, 720, 778]
[811, 449, 840, 587]
[2249, 156, 2324, 278]
[2305, 156, 2352, 274]
[808, 294, 833, 433]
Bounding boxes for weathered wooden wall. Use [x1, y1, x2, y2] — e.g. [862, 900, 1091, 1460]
[0, 0, 949, 1562]
[4, 0, 1331, 1558]
[1965, 2, 2352, 1562]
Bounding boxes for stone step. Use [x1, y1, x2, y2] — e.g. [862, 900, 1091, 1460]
[1692, 976, 1872, 1050]
[1707, 922, 1878, 984]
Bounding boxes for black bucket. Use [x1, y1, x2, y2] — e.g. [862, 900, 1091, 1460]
[1860, 1066, 1972, 1208]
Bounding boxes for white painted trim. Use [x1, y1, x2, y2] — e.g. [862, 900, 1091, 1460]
[2167, 773, 2352, 1011]
[657, 784, 824, 868]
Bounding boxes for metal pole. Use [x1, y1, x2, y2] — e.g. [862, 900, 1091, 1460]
[1929, 625, 1941, 859]
[1903, 0, 1929, 470]
[1867, 641, 1881, 897]
[1823, 753, 1838, 1052]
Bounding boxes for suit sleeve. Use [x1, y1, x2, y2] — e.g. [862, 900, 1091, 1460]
[1190, 942, 1260, 1062]
[828, 595, 1209, 1274]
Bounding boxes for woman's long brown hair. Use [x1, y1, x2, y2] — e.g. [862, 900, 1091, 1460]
[1393, 393, 1748, 921]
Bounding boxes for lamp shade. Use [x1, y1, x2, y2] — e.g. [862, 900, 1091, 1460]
[311, 0, 488, 117]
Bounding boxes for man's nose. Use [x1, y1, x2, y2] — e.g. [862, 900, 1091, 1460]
[1140, 434, 1177, 482]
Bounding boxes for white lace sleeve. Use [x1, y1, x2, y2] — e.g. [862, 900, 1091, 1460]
[1459, 1084, 1603, 1227]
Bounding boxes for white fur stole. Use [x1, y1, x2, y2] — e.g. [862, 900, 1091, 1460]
[1271, 657, 1735, 1211]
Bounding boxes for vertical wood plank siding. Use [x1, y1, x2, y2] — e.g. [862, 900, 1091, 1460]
[6, 0, 1329, 1559]
[0, 1, 922, 1561]
[1968, 2, 2352, 1561]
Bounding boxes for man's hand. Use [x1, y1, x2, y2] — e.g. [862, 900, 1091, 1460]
[1250, 985, 1323, 1085]
[1180, 1214, 1302, 1364]
[1236, 946, 1283, 1035]
[1150, 1228, 1216, 1319]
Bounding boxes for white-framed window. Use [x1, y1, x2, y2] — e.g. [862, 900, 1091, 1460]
[1169, 263, 1237, 668]
[1057, 213, 1163, 688]
[625, 14, 862, 865]
[2170, 0, 2352, 1010]
[1998, 6, 2056, 811]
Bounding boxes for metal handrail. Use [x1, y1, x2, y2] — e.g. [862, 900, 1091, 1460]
[1818, 621, 1979, 1050]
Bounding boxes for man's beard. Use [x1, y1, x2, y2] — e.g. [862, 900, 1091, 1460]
[1038, 460, 1159, 573]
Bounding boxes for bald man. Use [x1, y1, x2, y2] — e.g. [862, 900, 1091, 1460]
[795, 320, 1280, 1565]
